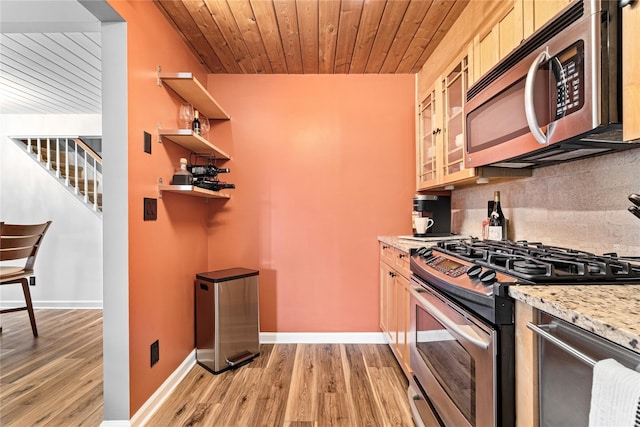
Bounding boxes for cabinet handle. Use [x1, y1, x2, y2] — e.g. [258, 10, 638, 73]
[431, 128, 442, 135]
[389, 272, 396, 278]
[398, 253, 406, 259]
[382, 245, 389, 249]
[621, 0, 636, 7]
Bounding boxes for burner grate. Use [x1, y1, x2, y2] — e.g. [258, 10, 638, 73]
[436, 238, 640, 283]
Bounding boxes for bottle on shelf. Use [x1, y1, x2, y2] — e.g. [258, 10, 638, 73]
[209, 181, 235, 191]
[171, 158, 193, 185]
[188, 165, 230, 177]
[193, 178, 235, 192]
[488, 191, 506, 241]
[192, 110, 201, 135]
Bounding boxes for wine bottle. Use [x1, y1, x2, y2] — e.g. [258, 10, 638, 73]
[192, 110, 201, 135]
[488, 191, 506, 241]
[209, 181, 235, 191]
[193, 178, 235, 191]
[187, 165, 230, 177]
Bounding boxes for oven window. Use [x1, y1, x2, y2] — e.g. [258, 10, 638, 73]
[416, 304, 476, 424]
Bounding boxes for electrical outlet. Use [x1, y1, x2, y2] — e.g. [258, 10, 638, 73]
[150, 340, 159, 367]
[29, 277, 36, 286]
[144, 131, 152, 154]
[144, 198, 157, 221]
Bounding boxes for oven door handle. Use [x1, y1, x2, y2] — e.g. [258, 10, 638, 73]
[407, 386, 427, 427]
[526, 322, 597, 367]
[411, 287, 490, 350]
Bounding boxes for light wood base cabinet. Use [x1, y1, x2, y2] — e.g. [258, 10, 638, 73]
[515, 300, 539, 427]
[379, 243, 411, 376]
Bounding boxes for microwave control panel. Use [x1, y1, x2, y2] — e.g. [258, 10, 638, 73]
[554, 41, 585, 120]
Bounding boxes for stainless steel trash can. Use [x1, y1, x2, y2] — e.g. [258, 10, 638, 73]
[195, 268, 260, 374]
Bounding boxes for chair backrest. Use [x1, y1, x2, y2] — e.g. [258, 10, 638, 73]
[0, 221, 52, 272]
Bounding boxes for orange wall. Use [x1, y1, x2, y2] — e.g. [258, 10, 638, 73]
[107, 0, 211, 415]
[204, 75, 416, 332]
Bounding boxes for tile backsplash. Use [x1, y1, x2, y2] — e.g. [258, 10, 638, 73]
[451, 149, 640, 256]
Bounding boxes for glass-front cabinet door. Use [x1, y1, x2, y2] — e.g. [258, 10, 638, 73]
[441, 55, 474, 184]
[417, 89, 439, 189]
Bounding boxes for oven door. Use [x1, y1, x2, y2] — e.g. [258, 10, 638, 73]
[409, 277, 497, 427]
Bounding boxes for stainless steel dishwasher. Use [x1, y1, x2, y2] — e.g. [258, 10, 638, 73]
[195, 268, 260, 374]
[528, 312, 640, 426]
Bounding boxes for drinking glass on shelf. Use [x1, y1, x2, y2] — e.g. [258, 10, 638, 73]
[179, 103, 194, 129]
[200, 114, 210, 138]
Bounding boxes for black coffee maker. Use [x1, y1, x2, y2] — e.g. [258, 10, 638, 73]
[412, 194, 451, 237]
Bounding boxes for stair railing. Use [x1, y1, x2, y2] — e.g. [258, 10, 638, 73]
[21, 136, 102, 213]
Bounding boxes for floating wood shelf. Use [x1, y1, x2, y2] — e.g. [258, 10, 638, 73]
[158, 184, 231, 199]
[158, 129, 230, 159]
[159, 72, 230, 120]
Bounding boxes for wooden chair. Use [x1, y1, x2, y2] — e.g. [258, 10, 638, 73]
[0, 221, 52, 337]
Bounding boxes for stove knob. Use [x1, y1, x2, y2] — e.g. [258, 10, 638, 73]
[466, 264, 482, 278]
[419, 249, 433, 259]
[479, 269, 497, 285]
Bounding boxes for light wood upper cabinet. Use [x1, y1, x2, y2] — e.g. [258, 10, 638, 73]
[473, 0, 524, 82]
[521, 0, 573, 39]
[623, 0, 640, 141]
[417, 86, 440, 189]
[499, 3, 524, 58]
[417, 49, 474, 191]
[440, 53, 475, 185]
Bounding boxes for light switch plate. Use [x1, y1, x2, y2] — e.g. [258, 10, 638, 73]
[144, 131, 152, 154]
[144, 198, 157, 221]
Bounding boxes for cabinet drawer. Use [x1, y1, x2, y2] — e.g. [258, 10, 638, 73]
[393, 248, 411, 279]
[380, 242, 395, 265]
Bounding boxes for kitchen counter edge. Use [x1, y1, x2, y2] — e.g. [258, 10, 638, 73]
[509, 285, 640, 354]
[378, 236, 430, 252]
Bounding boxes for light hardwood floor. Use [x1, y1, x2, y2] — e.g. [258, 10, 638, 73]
[147, 343, 414, 426]
[0, 309, 104, 426]
[1, 310, 414, 426]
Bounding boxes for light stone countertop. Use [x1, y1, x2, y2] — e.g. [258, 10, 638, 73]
[378, 235, 466, 253]
[378, 235, 428, 252]
[509, 285, 640, 354]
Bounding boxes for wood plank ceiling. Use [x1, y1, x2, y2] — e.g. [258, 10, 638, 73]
[154, 0, 470, 74]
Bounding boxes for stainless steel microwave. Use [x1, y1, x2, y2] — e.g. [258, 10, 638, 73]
[465, 0, 638, 169]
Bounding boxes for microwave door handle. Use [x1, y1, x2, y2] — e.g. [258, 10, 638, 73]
[525, 50, 550, 144]
[411, 287, 490, 350]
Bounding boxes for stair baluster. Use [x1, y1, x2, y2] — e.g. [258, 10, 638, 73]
[64, 138, 70, 187]
[73, 145, 79, 195]
[54, 138, 60, 179]
[92, 156, 98, 211]
[13, 136, 102, 215]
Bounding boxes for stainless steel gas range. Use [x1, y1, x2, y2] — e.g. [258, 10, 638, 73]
[407, 238, 640, 427]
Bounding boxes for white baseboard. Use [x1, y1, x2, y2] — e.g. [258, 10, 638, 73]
[100, 421, 131, 427]
[128, 350, 196, 427]
[259, 332, 387, 344]
[0, 301, 103, 309]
